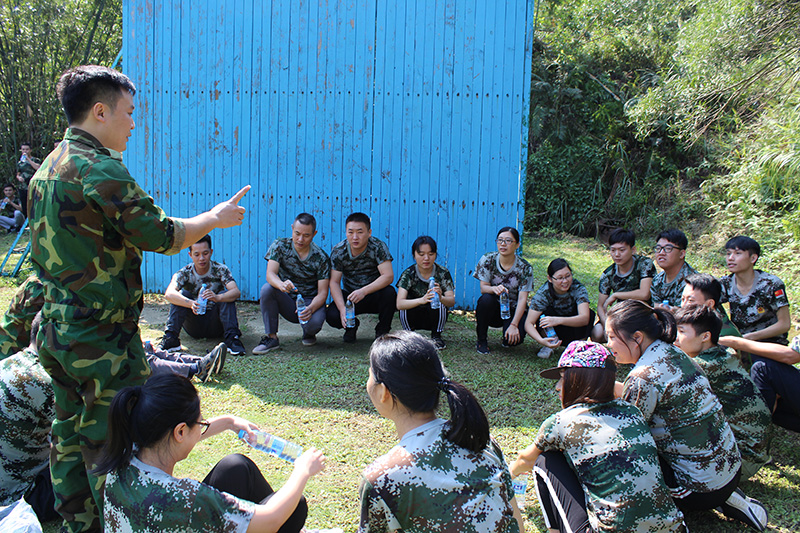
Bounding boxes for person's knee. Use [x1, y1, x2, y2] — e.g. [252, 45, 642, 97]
[259, 283, 275, 303]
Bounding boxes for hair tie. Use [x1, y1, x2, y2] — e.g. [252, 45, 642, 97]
[127, 386, 142, 413]
[437, 377, 451, 392]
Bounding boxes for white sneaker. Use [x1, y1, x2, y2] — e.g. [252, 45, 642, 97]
[718, 488, 767, 531]
[537, 346, 553, 359]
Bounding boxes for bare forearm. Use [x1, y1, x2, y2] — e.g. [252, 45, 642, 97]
[165, 288, 193, 308]
[361, 273, 393, 296]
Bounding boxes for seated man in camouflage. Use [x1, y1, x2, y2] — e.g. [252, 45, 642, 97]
[0, 184, 25, 233]
[651, 229, 697, 308]
[253, 212, 331, 353]
[159, 234, 246, 356]
[681, 273, 741, 339]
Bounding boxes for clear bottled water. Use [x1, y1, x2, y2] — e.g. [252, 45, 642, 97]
[429, 278, 441, 309]
[196, 283, 208, 315]
[238, 429, 303, 463]
[345, 299, 356, 327]
[499, 291, 511, 320]
[296, 294, 308, 324]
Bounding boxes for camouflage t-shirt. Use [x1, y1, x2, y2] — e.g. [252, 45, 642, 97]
[651, 262, 698, 307]
[29, 128, 185, 324]
[0, 195, 20, 218]
[16, 157, 40, 189]
[396, 263, 455, 300]
[174, 261, 236, 300]
[622, 340, 740, 494]
[0, 275, 44, 359]
[105, 456, 255, 532]
[598, 255, 656, 300]
[0, 348, 54, 506]
[535, 399, 685, 532]
[266, 238, 331, 299]
[473, 252, 534, 305]
[528, 279, 590, 315]
[331, 237, 393, 294]
[359, 418, 519, 533]
[720, 271, 790, 344]
[693, 346, 771, 470]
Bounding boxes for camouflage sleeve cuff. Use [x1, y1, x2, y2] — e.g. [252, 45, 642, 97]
[165, 218, 186, 256]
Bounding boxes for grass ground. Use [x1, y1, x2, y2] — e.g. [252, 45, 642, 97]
[1, 232, 797, 532]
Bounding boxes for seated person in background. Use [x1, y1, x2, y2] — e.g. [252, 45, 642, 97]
[0, 184, 25, 233]
[720, 236, 790, 345]
[474, 227, 533, 355]
[719, 335, 800, 433]
[674, 305, 771, 478]
[396, 236, 455, 350]
[510, 341, 685, 533]
[681, 273, 741, 339]
[362, 331, 524, 532]
[651, 229, 697, 308]
[591, 228, 655, 342]
[254, 213, 330, 354]
[16, 143, 41, 217]
[95, 373, 327, 532]
[160, 234, 246, 355]
[326, 212, 395, 342]
[524, 258, 594, 359]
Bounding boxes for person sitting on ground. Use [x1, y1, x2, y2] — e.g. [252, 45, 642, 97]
[720, 236, 790, 346]
[325, 212, 395, 343]
[160, 234, 246, 355]
[606, 300, 768, 531]
[511, 340, 685, 533]
[396, 236, 455, 350]
[95, 373, 327, 532]
[0, 184, 25, 233]
[474, 227, 533, 355]
[674, 305, 771, 478]
[361, 330, 524, 532]
[524, 258, 594, 359]
[651, 229, 697, 308]
[681, 273, 741, 339]
[254, 213, 331, 354]
[719, 335, 800, 433]
[591, 228, 655, 342]
[15, 143, 40, 217]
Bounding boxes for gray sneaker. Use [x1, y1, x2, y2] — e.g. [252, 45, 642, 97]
[252, 336, 280, 355]
[196, 347, 222, 383]
[302, 334, 317, 346]
[207, 343, 227, 374]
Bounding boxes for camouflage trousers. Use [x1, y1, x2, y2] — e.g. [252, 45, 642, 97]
[37, 317, 150, 533]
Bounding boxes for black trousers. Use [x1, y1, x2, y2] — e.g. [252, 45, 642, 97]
[475, 293, 527, 345]
[203, 454, 307, 533]
[533, 451, 591, 533]
[535, 305, 596, 345]
[325, 285, 397, 334]
[658, 455, 740, 512]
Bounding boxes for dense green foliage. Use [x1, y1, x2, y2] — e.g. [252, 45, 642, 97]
[0, 0, 121, 182]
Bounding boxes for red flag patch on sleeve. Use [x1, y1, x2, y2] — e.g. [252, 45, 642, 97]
[775, 289, 785, 297]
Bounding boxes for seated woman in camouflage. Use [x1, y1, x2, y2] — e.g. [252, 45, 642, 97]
[95, 373, 326, 532]
[360, 331, 525, 532]
[510, 340, 686, 532]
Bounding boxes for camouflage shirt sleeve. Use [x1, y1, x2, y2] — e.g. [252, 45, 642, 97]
[623, 375, 660, 422]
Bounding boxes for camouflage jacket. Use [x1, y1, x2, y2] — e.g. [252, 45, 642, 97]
[598, 255, 656, 300]
[397, 263, 455, 300]
[266, 238, 331, 299]
[473, 252, 534, 305]
[0, 348, 54, 506]
[105, 456, 254, 532]
[535, 399, 685, 532]
[0, 276, 44, 359]
[622, 340, 740, 494]
[720, 270, 790, 344]
[359, 418, 519, 533]
[174, 261, 236, 300]
[694, 346, 771, 468]
[16, 157, 40, 188]
[331, 237, 392, 294]
[28, 128, 185, 324]
[651, 262, 698, 307]
[528, 279, 590, 315]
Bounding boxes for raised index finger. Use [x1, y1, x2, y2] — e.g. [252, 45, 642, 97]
[229, 185, 251, 204]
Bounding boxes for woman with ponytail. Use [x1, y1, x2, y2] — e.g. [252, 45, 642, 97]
[606, 300, 768, 531]
[360, 330, 523, 532]
[95, 373, 327, 533]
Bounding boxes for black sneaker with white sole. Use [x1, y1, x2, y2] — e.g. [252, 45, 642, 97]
[225, 334, 246, 356]
[158, 334, 181, 352]
[718, 488, 768, 531]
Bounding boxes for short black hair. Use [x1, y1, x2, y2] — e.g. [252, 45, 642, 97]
[684, 273, 722, 306]
[3, 183, 15, 190]
[20, 142, 31, 148]
[412, 235, 437, 256]
[346, 212, 371, 229]
[725, 235, 760, 257]
[56, 65, 137, 124]
[608, 228, 635, 247]
[656, 228, 688, 249]
[496, 226, 520, 242]
[674, 304, 722, 345]
[294, 212, 317, 231]
[189, 234, 212, 252]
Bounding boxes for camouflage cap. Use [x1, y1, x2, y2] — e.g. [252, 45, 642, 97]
[540, 340, 613, 379]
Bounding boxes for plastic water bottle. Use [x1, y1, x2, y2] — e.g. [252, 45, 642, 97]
[296, 294, 308, 324]
[144, 340, 154, 354]
[196, 283, 208, 315]
[238, 429, 303, 463]
[429, 278, 441, 309]
[541, 314, 558, 340]
[20, 154, 27, 163]
[662, 299, 670, 308]
[345, 299, 356, 327]
[499, 291, 511, 320]
[512, 473, 528, 510]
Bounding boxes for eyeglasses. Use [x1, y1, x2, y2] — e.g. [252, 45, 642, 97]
[198, 420, 211, 435]
[654, 244, 683, 253]
[496, 238, 516, 245]
[551, 273, 572, 283]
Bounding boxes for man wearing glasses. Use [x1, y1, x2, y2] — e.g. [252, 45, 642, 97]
[651, 229, 697, 308]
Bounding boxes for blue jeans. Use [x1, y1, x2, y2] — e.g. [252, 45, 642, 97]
[165, 289, 241, 339]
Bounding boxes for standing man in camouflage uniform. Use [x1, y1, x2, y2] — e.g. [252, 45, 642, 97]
[28, 65, 249, 533]
[16, 143, 41, 216]
[254, 212, 330, 353]
[651, 229, 698, 308]
[326, 212, 395, 342]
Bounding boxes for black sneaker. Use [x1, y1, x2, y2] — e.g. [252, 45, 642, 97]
[158, 333, 181, 352]
[225, 334, 245, 356]
[208, 342, 227, 374]
[431, 332, 446, 350]
[476, 339, 489, 354]
[195, 347, 222, 383]
[252, 335, 280, 354]
[343, 318, 359, 343]
[718, 488, 768, 531]
[301, 334, 317, 346]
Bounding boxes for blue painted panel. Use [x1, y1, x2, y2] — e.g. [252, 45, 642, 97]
[123, 0, 534, 309]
